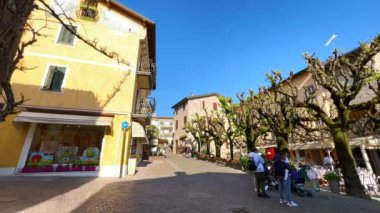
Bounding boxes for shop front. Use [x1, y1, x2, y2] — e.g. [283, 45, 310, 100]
[14, 112, 113, 175]
[130, 122, 149, 163]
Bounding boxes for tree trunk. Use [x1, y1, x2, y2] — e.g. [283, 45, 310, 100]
[215, 144, 221, 158]
[0, 1, 35, 121]
[331, 126, 368, 198]
[245, 127, 254, 152]
[0, 82, 15, 121]
[251, 133, 260, 152]
[206, 141, 210, 155]
[229, 140, 234, 160]
[275, 133, 289, 154]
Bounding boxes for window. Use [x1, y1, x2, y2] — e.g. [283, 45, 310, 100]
[23, 124, 104, 172]
[184, 116, 187, 125]
[213, 102, 218, 111]
[42, 66, 66, 92]
[182, 104, 186, 111]
[175, 120, 178, 130]
[202, 101, 205, 109]
[306, 85, 316, 99]
[79, 0, 98, 21]
[57, 25, 77, 45]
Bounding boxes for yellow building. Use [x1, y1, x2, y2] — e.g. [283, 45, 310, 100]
[0, 0, 156, 177]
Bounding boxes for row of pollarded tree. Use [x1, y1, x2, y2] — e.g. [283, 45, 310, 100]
[186, 35, 380, 198]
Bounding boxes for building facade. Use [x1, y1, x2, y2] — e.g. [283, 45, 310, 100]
[172, 93, 225, 154]
[0, 0, 156, 177]
[150, 116, 175, 153]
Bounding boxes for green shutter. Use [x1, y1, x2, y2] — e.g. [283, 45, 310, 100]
[43, 66, 55, 89]
[50, 67, 66, 91]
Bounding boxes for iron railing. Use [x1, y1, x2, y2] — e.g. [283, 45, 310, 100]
[134, 97, 156, 115]
[138, 58, 156, 74]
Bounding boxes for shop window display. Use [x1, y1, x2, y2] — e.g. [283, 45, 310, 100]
[22, 124, 104, 173]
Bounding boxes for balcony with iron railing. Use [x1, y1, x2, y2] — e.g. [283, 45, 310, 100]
[137, 58, 156, 90]
[159, 133, 174, 138]
[133, 97, 156, 116]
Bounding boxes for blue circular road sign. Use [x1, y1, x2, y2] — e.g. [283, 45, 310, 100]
[121, 121, 129, 129]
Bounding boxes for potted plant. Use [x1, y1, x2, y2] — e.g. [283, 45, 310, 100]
[324, 171, 341, 193]
[240, 156, 249, 171]
[83, 160, 98, 171]
[38, 162, 54, 172]
[56, 164, 71, 172]
[71, 159, 84, 172]
[22, 161, 39, 173]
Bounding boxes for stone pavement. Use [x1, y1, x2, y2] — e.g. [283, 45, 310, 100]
[0, 152, 379, 213]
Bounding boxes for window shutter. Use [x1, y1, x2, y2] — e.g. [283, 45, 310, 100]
[51, 67, 65, 91]
[43, 66, 55, 89]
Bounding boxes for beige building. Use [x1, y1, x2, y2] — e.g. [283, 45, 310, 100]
[150, 116, 175, 151]
[172, 93, 224, 154]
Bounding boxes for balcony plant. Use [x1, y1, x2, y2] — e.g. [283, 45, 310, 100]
[324, 171, 342, 193]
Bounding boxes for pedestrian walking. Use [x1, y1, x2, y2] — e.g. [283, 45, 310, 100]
[248, 147, 270, 198]
[323, 152, 334, 171]
[273, 153, 298, 207]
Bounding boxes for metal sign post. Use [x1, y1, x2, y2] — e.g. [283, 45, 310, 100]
[119, 121, 129, 178]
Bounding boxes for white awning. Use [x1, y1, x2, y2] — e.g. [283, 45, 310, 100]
[132, 121, 148, 144]
[14, 112, 113, 127]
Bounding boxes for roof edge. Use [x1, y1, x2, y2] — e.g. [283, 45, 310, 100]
[171, 93, 220, 109]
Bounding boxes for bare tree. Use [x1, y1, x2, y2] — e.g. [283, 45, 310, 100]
[218, 96, 243, 160]
[184, 114, 211, 155]
[278, 35, 380, 198]
[236, 90, 269, 152]
[204, 110, 225, 158]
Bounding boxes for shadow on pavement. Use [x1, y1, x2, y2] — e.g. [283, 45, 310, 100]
[0, 176, 95, 213]
[72, 172, 380, 213]
[137, 160, 152, 167]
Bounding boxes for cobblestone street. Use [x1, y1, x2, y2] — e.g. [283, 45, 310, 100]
[1, 153, 379, 213]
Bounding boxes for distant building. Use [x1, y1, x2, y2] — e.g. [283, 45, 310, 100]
[151, 116, 175, 152]
[171, 93, 222, 154]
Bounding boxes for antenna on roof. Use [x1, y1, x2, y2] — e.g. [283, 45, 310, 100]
[325, 33, 338, 47]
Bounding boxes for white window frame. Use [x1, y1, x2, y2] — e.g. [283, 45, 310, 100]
[54, 24, 80, 46]
[40, 63, 70, 93]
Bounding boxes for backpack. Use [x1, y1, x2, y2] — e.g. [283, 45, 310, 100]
[248, 158, 258, 171]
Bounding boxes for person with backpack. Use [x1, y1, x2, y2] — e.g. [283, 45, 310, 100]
[273, 153, 298, 207]
[248, 147, 270, 198]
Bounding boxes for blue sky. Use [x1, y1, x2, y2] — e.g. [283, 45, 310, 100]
[123, 0, 380, 116]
